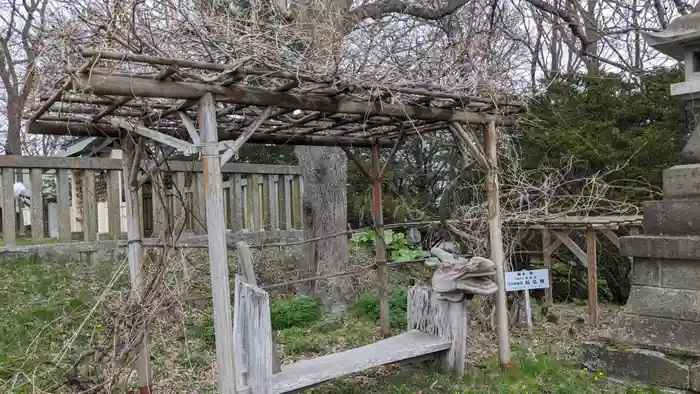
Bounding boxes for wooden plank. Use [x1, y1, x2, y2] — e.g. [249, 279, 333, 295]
[291, 175, 301, 229]
[247, 174, 262, 232]
[192, 173, 206, 234]
[371, 145, 390, 338]
[271, 330, 450, 393]
[73, 74, 513, 126]
[178, 111, 202, 145]
[151, 171, 168, 236]
[110, 118, 198, 155]
[600, 229, 620, 248]
[408, 287, 467, 376]
[1, 168, 16, 246]
[106, 170, 122, 239]
[587, 230, 599, 326]
[552, 230, 587, 266]
[231, 174, 243, 232]
[172, 172, 186, 233]
[542, 229, 553, 304]
[233, 278, 273, 394]
[199, 92, 238, 394]
[82, 171, 97, 241]
[268, 175, 279, 230]
[262, 175, 272, 231]
[281, 176, 293, 230]
[121, 139, 152, 393]
[30, 169, 44, 242]
[0, 155, 122, 170]
[56, 169, 72, 242]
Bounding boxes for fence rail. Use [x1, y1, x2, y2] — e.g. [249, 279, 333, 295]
[0, 156, 303, 246]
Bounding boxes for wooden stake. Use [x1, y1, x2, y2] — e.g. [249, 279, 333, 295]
[371, 143, 391, 338]
[199, 92, 238, 394]
[542, 229, 553, 304]
[121, 139, 152, 393]
[586, 230, 599, 326]
[484, 120, 511, 368]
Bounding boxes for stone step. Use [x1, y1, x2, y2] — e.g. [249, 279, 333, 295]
[581, 341, 696, 391]
[620, 235, 700, 259]
[624, 285, 700, 321]
[664, 164, 700, 199]
[643, 199, 700, 235]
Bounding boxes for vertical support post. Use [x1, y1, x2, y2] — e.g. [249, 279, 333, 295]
[30, 169, 44, 242]
[524, 289, 533, 335]
[107, 170, 122, 239]
[56, 169, 71, 242]
[291, 175, 302, 229]
[121, 138, 152, 394]
[172, 172, 187, 234]
[2, 168, 16, 246]
[192, 173, 207, 234]
[82, 170, 97, 241]
[586, 229, 599, 326]
[542, 229, 553, 304]
[282, 175, 293, 230]
[484, 120, 511, 368]
[371, 143, 391, 338]
[199, 92, 238, 394]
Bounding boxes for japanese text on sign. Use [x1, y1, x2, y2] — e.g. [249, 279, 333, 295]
[505, 269, 550, 292]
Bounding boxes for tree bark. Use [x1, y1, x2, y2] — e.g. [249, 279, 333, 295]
[295, 145, 353, 312]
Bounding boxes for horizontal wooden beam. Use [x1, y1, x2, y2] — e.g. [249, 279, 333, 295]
[71, 74, 516, 126]
[29, 121, 395, 148]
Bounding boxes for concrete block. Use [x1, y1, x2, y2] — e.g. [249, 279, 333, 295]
[620, 235, 700, 260]
[631, 258, 661, 286]
[600, 313, 700, 357]
[664, 164, 700, 199]
[581, 341, 691, 390]
[644, 199, 700, 235]
[624, 285, 700, 322]
[661, 259, 700, 291]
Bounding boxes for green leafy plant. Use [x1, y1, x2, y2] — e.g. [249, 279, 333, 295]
[270, 296, 322, 330]
[349, 289, 408, 329]
[350, 229, 429, 262]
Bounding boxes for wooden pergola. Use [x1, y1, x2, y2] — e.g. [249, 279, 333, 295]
[27, 49, 524, 394]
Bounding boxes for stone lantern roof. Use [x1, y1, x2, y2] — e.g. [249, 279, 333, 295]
[642, 4, 700, 61]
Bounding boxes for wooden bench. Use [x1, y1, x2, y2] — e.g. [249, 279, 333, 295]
[232, 277, 470, 394]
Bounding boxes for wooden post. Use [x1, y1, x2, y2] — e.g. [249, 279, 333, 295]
[56, 169, 71, 242]
[2, 168, 16, 246]
[233, 278, 273, 394]
[106, 169, 122, 239]
[199, 92, 238, 394]
[408, 287, 467, 376]
[542, 229, 553, 304]
[282, 175, 293, 230]
[30, 169, 44, 242]
[586, 230, 599, 326]
[82, 170, 97, 241]
[484, 120, 511, 368]
[371, 143, 391, 338]
[121, 139, 152, 393]
[231, 173, 244, 232]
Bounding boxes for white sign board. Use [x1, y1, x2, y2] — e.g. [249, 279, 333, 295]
[505, 269, 550, 292]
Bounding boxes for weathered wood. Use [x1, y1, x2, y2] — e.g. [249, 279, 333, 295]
[172, 172, 187, 234]
[72, 74, 513, 126]
[552, 230, 588, 266]
[408, 287, 467, 376]
[268, 175, 279, 230]
[281, 176, 293, 230]
[586, 230, 599, 326]
[151, 171, 168, 236]
[192, 173, 206, 234]
[371, 144, 391, 338]
[199, 92, 238, 394]
[56, 169, 72, 242]
[30, 169, 44, 242]
[291, 176, 301, 229]
[272, 330, 450, 393]
[484, 120, 510, 367]
[4, 170, 17, 245]
[233, 278, 273, 394]
[81, 171, 97, 241]
[110, 118, 198, 155]
[232, 174, 244, 232]
[234, 241, 283, 374]
[121, 139, 152, 392]
[542, 229, 553, 304]
[262, 176, 272, 231]
[247, 174, 262, 232]
[30, 121, 395, 148]
[178, 111, 202, 145]
[600, 229, 620, 248]
[106, 170, 122, 239]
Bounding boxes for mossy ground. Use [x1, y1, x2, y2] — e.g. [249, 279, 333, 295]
[0, 257, 663, 393]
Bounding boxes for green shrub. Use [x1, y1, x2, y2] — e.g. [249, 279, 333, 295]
[349, 289, 408, 330]
[270, 296, 322, 330]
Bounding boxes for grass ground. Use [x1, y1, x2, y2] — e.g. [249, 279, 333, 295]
[0, 257, 662, 393]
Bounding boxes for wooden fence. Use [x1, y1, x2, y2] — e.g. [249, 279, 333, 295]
[0, 156, 303, 246]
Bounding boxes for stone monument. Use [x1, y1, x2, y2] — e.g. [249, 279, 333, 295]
[581, 7, 700, 391]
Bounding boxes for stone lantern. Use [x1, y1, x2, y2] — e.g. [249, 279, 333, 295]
[581, 7, 700, 392]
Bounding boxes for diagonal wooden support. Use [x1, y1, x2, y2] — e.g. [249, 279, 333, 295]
[220, 107, 274, 165]
[110, 118, 198, 155]
[552, 230, 587, 267]
[178, 111, 202, 145]
[600, 229, 619, 248]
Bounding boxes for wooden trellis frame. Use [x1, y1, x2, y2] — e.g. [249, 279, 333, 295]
[27, 49, 524, 394]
